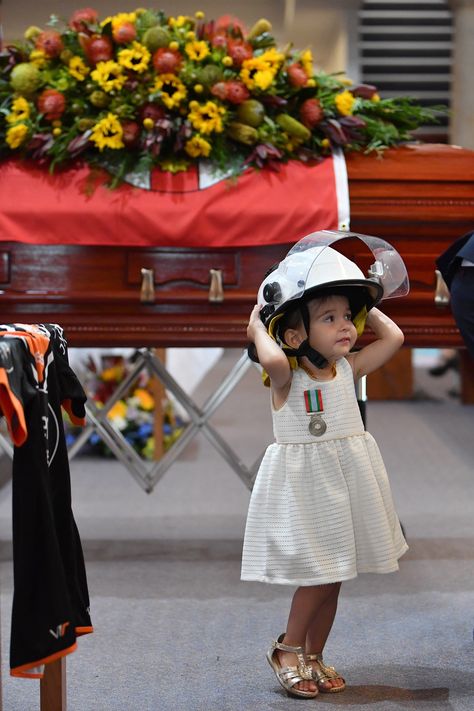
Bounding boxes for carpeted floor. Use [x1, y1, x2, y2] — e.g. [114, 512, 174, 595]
[0, 351, 473, 710]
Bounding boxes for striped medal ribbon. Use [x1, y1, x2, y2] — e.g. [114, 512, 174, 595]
[304, 388, 327, 437]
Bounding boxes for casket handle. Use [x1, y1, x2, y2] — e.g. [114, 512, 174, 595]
[209, 269, 224, 302]
[140, 268, 155, 304]
[434, 269, 450, 306]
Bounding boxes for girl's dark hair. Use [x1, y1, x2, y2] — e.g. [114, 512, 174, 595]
[276, 286, 369, 344]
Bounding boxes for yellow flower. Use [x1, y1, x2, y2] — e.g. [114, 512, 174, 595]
[321, 138, 330, 149]
[335, 90, 355, 116]
[195, 11, 205, 20]
[240, 49, 284, 91]
[118, 42, 151, 73]
[185, 40, 210, 62]
[6, 97, 30, 123]
[372, 93, 381, 102]
[102, 12, 136, 31]
[169, 15, 189, 28]
[185, 134, 211, 158]
[107, 400, 127, 422]
[29, 49, 48, 67]
[6, 123, 29, 149]
[90, 113, 124, 151]
[91, 61, 127, 93]
[133, 388, 155, 410]
[222, 56, 233, 67]
[101, 364, 125, 382]
[187, 100, 225, 134]
[68, 56, 90, 81]
[152, 74, 187, 109]
[300, 49, 314, 77]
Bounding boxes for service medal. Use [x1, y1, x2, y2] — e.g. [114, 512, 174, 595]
[308, 415, 327, 437]
[304, 387, 327, 437]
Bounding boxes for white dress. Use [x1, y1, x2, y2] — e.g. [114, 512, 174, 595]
[241, 357, 408, 586]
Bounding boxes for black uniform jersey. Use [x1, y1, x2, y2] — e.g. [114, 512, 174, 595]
[0, 323, 93, 678]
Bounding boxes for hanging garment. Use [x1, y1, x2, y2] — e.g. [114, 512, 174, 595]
[0, 323, 93, 678]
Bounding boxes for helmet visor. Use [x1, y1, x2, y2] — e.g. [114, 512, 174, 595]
[286, 230, 409, 300]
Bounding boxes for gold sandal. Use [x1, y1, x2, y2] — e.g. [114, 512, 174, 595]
[267, 634, 318, 699]
[306, 652, 346, 693]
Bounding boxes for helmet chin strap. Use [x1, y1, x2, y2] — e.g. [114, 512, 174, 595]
[282, 301, 328, 369]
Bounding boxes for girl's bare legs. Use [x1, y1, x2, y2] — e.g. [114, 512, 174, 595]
[305, 582, 345, 690]
[277, 583, 341, 694]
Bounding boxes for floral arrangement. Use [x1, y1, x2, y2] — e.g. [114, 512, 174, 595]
[65, 353, 184, 460]
[0, 7, 442, 185]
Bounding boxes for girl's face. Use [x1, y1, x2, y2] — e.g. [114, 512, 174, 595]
[306, 294, 357, 361]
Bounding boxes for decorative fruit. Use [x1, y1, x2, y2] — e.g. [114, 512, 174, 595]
[227, 122, 258, 145]
[10, 63, 42, 95]
[276, 113, 311, 140]
[236, 99, 265, 127]
[60, 49, 74, 65]
[85, 35, 114, 65]
[112, 22, 137, 45]
[287, 63, 308, 88]
[198, 64, 222, 87]
[37, 89, 66, 120]
[299, 98, 324, 128]
[152, 48, 183, 74]
[24, 26, 42, 42]
[142, 26, 170, 52]
[89, 90, 110, 108]
[35, 30, 64, 58]
[246, 18, 272, 41]
[77, 118, 95, 132]
[69, 8, 99, 32]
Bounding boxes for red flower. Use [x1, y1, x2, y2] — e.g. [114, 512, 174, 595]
[225, 81, 250, 104]
[35, 31, 64, 58]
[69, 8, 99, 32]
[37, 89, 66, 121]
[112, 22, 137, 45]
[287, 63, 308, 88]
[84, 35, 114, 65]
[227, 40, 253, 68]
[300, 98, 324, 128]
[121, 120, 141, 147]
[139, 103, 166, 123]
[152, 48, 183, 75]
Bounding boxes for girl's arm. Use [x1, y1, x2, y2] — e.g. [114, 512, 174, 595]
[247, 305, 291, 390]
[347, 307, 404, 379]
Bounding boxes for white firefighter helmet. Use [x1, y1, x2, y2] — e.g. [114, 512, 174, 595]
[257, 229, 409, 330]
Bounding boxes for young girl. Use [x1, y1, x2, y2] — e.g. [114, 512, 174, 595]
[241, 234, 408, 699]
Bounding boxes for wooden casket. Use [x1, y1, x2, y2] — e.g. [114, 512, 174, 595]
[0, 143, 473, 352]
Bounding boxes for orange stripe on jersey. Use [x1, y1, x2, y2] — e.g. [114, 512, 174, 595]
[62, 398, 86, 427]
[0, 329, 50, 383]
[10, 641, 78, 679]
[0, 372, 28, 446]
[76, 625, 94, 636]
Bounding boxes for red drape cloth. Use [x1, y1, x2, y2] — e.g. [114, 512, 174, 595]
[0, 158, 339, 248]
